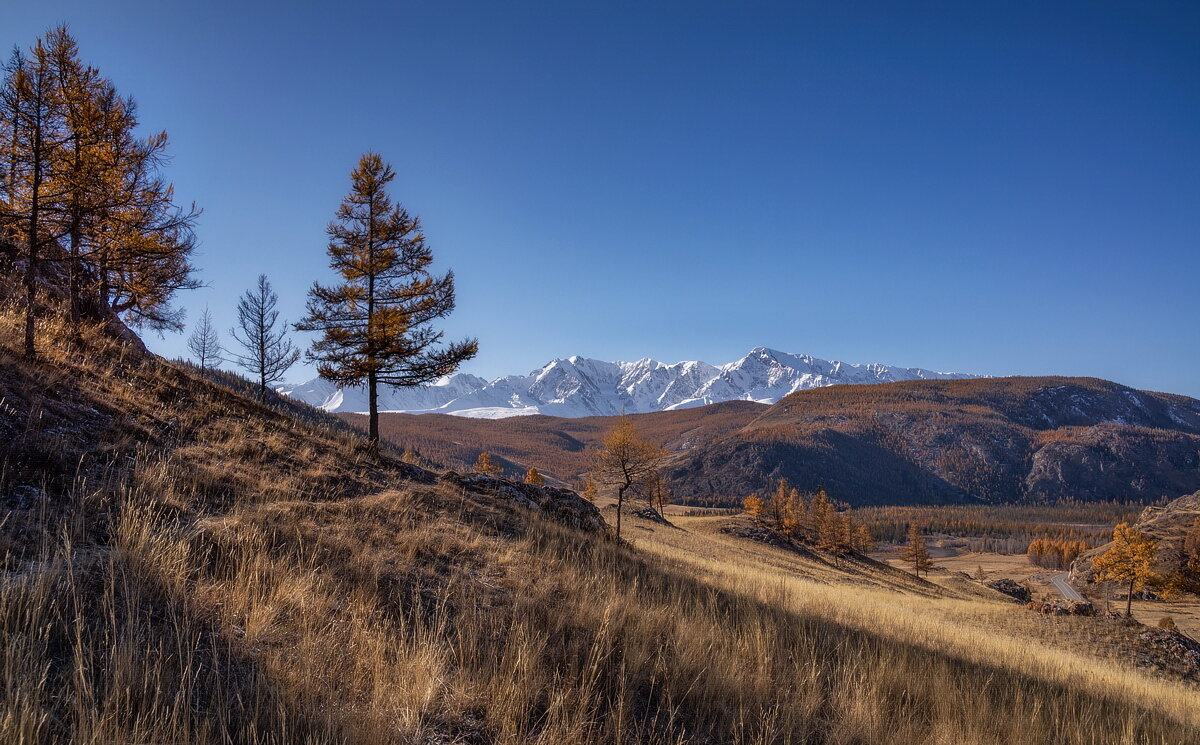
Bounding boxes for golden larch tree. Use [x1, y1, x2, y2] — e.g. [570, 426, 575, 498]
[853, 523, 876, 552]
[473, 452, 502, 477]
[901, 524, 934, 577]
[592, 416, 665, 540]
[743, 493, 764, 524]
[1093, 522, 1159, 617]
[297, 153, 477, 446]
[524, 467, 544, 486]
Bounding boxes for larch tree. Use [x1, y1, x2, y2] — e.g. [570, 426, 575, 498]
[743, 493, 764, 524]
[229, 275, 299, 401]
[187, 306, 223, 370]
[0, 39, 71, 358]
[1093, 522, 1159, 617]
[853, 523, 876, 553]
[524, 467, 544, 486]
[592, 416, 666, 541]
[473, 452, 502, 477]
[297, 153, 477, 446]
[901, 524, 934, 577]
[0, 27, 200, 351]
[579, 474, 599, 503]
[45, 26, 108, 332]
[634, 468, 671, 517]
[813, 489, 840, 552]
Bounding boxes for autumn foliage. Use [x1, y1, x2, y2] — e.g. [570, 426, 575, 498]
[741, 479, 873, 557]
[1026, 538, 1091, 570]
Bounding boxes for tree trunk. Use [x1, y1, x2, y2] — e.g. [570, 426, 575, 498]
[23, 187, 39, 358]
[616, 484, 625, 541]
[368, 370, 379, 445]
[1126, 576, 1135, 617]
[68, 222, 81, 334]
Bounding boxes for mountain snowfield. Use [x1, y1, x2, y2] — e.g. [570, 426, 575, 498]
[278, 348, 980, 419]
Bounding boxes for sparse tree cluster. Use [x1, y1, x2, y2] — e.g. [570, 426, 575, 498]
[741, 480, 874, 562]
[0, 26, 200, 357]
[900, 523, 934, 577]
[1026, 538, 1091, 570]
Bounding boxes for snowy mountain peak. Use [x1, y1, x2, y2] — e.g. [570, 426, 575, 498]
[280, 349, 979, 419]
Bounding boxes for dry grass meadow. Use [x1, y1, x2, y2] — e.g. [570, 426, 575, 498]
[2, 306, 1199, 744]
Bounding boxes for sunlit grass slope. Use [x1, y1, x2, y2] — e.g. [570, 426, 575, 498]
[1, 307, 1197, 744]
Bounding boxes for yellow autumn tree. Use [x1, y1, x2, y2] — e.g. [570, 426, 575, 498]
[901, 524, 934, 577]
[473, 451, 502, 477]
[579, 474, 599, 503]
[524, 467, 544, 486]
[1093, 522, 1159, 617]
[592, 416, 665, 540]
[743, 493, 764, 524]
[853, 523, 876, 552]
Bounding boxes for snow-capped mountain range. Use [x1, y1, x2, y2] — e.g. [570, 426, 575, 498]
[278, 348, 980, 419]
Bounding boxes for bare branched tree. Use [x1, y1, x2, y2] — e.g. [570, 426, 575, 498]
[229, 275, 299, 400]
[186, 305, 223, 370]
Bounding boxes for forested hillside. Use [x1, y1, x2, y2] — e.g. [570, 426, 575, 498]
[366, 376, 1200, 508]
[665, 376, 1200, 506]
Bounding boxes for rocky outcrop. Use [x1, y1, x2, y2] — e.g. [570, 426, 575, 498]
[1071, 490, 1200, 584]
[1026, 598, 1096, 616]
[439, 471, 607, 533]
[1135, 628, 1200, 681]
[987, 578, 1031, 602]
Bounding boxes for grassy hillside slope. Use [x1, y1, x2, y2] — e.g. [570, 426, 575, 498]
[2, 310, 1198, 744]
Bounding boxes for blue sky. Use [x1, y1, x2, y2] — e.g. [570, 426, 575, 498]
[7, 1, 1199, 395]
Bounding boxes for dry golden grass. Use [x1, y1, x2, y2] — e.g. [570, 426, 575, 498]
[2, 304, 1199, 744]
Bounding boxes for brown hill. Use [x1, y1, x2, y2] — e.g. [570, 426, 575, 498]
[349, 399, 767, 483]
[665, 376, 1200, 506]
[361, 376, 1200, 508]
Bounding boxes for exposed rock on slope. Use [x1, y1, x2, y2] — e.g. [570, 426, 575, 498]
[1070, 490, 1200, 584]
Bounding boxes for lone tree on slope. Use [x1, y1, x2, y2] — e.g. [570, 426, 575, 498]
[592, 416, 665, 541]
[901, 523, 934, 577]
[297, 153, 477, 447]
[473, 451, 502, 477]
[524, 467, 545, 486]
[230, 274, 300, 401]
[1093, 522, 1159, 617]
[187, 306, 223, 370]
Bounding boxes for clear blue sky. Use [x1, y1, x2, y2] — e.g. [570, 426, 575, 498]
[7, 1, 1199, 395]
